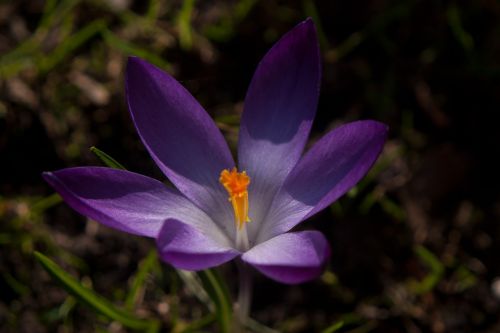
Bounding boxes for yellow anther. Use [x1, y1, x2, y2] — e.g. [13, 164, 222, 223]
[219, 168, 251, 229]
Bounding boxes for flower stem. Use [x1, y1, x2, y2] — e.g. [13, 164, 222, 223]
[235, 225, 249, 251]
[234, 260, 252, 332]
[233, 222, 251, 332]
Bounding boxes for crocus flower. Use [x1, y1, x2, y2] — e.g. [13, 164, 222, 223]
[43, 19, 387, 284]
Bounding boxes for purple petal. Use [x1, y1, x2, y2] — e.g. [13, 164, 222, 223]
[43, 167, 228, 244]
[259, 120, 388, 241]
[126, 57, 235, 237]
[238, 19, 321, 241]
[157, 219, 240, 270]
[242, 231, 330, 284]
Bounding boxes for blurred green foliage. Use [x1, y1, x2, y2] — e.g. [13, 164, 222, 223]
[2, 0, 500, 332]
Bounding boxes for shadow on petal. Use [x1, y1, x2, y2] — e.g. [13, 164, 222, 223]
[157, 219, 240, 271]
[242, 231, 330, 284]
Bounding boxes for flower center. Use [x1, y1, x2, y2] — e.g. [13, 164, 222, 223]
[219, 167, 251, 230]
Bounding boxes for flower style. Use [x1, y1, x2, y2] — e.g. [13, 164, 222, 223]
[43, 19, 387, 284]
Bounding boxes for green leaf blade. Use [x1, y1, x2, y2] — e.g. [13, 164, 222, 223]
[34, 251, 158, 331]
[197, 269, 232, 333]
[125, 250, 158, 310]
[90, 146, 126, 170]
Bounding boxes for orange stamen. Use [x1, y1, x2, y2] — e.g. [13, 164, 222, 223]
[219, 168, 251, 229]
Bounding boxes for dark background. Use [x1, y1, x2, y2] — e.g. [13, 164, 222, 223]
[1, 0, 500, 332]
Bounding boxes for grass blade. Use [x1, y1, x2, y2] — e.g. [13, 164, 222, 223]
[34, 251, 158, 331]
[177, 0, 196, 50]
[90, 146, 126, 170]
[125, 250, 158, 310]
[37, 19, 107, 74]
[409, 246, 445, 294]
[321, 320, 344, 333]
[178, 314, 216, 333]
[198, 269, 232, 333]
[102, 30, 171, 71]
[30, 193, 63, 216]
